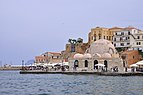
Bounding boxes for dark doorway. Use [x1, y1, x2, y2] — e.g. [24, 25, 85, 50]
[94, 60, 98, 69]
[85, 60, 88, 67]
[74, 60, 79, 67]
[104, 60, 108, 72]
[74, 60, 79, 70]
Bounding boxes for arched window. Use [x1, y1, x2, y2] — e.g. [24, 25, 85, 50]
[85, 60, 88, 67]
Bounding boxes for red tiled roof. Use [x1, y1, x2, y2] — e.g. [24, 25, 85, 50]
[109, 27, 123, 30]
[124, 26, 141, 31]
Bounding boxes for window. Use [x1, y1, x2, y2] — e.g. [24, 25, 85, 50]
[121, 43, 124, 46]
[116, 33, 117, 35]
[109, 36, 111, 40]
[139, 42, 141, 45]
[94, 37, 96, 41]
[126, 37, 128, 40]
[136, 42, 138, 45]
[121, 32, 124, 35]
[114, 38, 116, 41]
[120, 37, 122, 41]
[137, 36, 140, 39]
[99, 33, 101, 39]
[114, 44, 116, 46]
[127, 43, 130, 45]
[128, 31, 130, 35]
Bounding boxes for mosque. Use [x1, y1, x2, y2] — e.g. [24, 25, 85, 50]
[68, 39, 124, 72]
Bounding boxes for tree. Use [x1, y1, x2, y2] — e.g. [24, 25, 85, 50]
[72, 39, 77, 44]
[77, 38, 83, 43]
[68, 39, 72, 44]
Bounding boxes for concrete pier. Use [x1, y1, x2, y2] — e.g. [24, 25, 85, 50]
[19, 70, 143, 76]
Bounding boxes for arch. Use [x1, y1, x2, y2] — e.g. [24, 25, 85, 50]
[109, 47, 114, 54]
[94, 60, 98, 69]
[74, 60, 79, 67]
[104, 60, 108, 72]
[104, 60, 108, 68]
[85, 60, 88, 67]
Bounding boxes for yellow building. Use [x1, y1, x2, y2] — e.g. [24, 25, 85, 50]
[88, 27, 114, 45]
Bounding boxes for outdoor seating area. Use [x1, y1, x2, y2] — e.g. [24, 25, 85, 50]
[130, 60, 143, 72]
[23, 62, 69, 71]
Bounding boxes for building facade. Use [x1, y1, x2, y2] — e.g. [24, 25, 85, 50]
[130, 31, 143, 51]
[88, 27, 114, 45]
[35, 52, 62, 64]
[121, 50, 141, 67]
[62, 38, 89, 61]
[112, 26, 143, 51]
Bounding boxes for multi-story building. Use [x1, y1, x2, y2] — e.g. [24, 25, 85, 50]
[35, 54, 49, 63]
[88, 27, 113, 45]
[130, 31, 143, 51]
[113, 29, 131, 48]
[112, 26, 143, 51]
[35, 52, 62, 64]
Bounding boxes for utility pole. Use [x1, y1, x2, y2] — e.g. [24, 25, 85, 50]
[0, 61, 2, 67]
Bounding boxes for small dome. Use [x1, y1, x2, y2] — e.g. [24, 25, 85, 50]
[83, 53, 92, 59]
[102, 53, 111, 58]
[93, 53, 101, 58]
[73, 53, 83, 59]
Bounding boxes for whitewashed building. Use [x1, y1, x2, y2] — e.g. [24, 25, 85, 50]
[113, 27, 143, 51]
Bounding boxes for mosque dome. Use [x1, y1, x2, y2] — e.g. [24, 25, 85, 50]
[73, 53, 83, 59]
[102, 53, 112, 58]
[83, 53, 92, 59]
[88, 39, 116, 55]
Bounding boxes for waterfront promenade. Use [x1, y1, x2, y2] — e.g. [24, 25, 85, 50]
[19, 70, 143, 76]
[0, 66, 22, 70]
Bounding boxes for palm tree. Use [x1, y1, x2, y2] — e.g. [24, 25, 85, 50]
[77, 38, 83, 43]
[68, 39, 72, 44]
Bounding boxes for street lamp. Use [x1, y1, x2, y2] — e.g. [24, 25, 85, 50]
[22, 60, 24, 70]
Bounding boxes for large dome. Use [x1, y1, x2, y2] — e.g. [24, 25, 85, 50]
[88, 39, 117, 55]
[102, 53, 112, 58]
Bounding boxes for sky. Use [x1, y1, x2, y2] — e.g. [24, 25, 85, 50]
[0, 0, 143, 65]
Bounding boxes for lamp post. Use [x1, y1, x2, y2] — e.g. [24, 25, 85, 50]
[22, 60, 24, 70]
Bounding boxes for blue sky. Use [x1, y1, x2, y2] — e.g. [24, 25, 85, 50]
[0, 0, 143, 65]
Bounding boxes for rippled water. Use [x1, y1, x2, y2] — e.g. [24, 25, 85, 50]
[0, 71, 143, 95]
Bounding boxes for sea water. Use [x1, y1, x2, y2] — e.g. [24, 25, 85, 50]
[0, 71, 143, 95]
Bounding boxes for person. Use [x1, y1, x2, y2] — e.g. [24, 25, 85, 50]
[125, 67, 128, 72]
[131, 67, 134, 72]
[61, 66, 65, 71]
